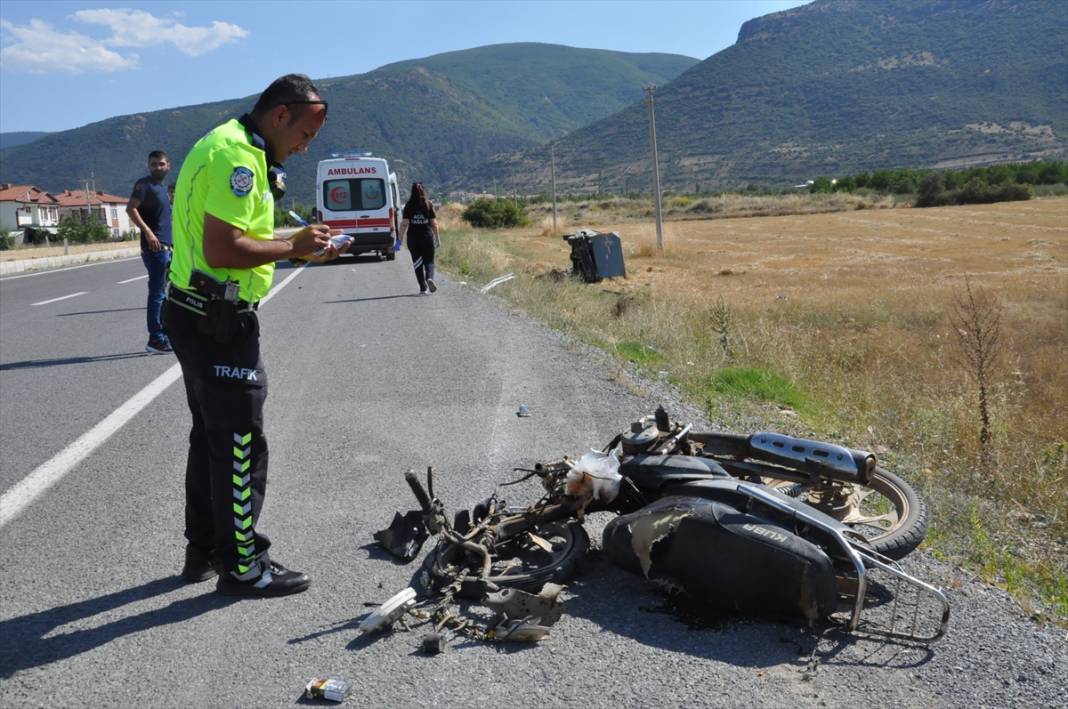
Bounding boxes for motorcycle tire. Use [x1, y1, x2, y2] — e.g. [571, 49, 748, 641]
[763, 466, 927, 560]
[858, 466, 928, 560]
[485, 520, 590, 592]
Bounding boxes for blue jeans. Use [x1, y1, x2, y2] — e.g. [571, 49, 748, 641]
[142, 248, 172, 341]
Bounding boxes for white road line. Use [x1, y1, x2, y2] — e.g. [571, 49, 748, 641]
[118, 275, 148, 284]
[32, 291, 88, 306]
[0, 263, 309, 529]
[0, 256, 140, 281]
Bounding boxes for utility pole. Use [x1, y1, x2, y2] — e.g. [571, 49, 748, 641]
[644, 84, 664, 254]
[550, 142, 558, 235]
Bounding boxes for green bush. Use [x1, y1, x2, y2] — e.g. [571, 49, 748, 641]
[57, 215, 110, 244]
[0, 233, 14, 251]
[462, 197, 528, 228]
[23, 226, 52, 245]
[915, 173, 948, 207]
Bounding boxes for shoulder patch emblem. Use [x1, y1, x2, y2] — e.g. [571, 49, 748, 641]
[230, 166, 254, 197]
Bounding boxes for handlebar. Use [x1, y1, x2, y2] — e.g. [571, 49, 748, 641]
[405, 470, 432, 513]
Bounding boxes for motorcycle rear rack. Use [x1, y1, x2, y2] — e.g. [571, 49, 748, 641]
[735, 483, 950, 643]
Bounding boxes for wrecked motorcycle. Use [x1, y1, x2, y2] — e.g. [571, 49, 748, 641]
[377, 408, 949, 643]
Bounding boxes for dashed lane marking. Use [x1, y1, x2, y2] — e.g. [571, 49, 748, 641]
[32, 291, 87, 306]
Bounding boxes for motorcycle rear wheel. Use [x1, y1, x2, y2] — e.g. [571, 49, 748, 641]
[763, 467, 928, 560]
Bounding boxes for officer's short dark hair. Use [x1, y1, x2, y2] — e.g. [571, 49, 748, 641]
[148, 150, 167, 160]
[252, 74, 322, 119]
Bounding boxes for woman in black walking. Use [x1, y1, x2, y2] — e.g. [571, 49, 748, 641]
[400, 182, 440, 294]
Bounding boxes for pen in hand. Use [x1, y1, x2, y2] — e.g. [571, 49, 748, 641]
[289, 210, 351, 257]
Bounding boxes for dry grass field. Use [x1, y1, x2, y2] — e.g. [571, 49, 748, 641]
[438, 196, 1068, 621]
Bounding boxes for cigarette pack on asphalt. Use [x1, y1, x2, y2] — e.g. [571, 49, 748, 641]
[304, 677, 352, 703]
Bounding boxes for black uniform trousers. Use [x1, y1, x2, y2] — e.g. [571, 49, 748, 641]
[407, 232, 436, 291]
[163, 298, 271, 577]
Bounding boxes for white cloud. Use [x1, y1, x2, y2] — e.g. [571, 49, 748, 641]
[0, 9, 248, 75]
[0, 18, 138, 74]
[74, 9, 249, 57]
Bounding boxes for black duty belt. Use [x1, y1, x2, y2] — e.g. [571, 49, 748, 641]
[166, 283, 257, 316]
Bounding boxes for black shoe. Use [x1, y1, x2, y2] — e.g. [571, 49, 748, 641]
[146, 338, 172, 354]
[215, 560, 310, 598]
[180, 545, 216, 583]
[426, 278, 437, 293]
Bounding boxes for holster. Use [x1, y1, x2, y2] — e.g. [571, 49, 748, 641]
[191, 269, 243, 344]
[199, 298, 241, 344]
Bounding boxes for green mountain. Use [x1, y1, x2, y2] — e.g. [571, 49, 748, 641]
[0, 132, 50, 150]
[467, 0, 1068, 194]
[0, 44, 696, 204]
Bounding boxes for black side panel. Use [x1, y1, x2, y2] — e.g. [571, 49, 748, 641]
[619, 455, 730, 493]
[602, 495, 838, 621]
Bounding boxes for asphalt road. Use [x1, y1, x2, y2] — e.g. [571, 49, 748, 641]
[1, 254, 1065, 707]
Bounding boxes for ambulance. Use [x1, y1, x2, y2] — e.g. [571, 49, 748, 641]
[315, 153, 401, 260]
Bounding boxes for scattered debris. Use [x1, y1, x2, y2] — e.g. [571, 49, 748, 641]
[516, 404, 531, 417]
[359, 587, 418, 634]
[304, 677, 352, 703]
[485, 584, 567, 642]
[420, 632, 448, 655]
[372, 511, 428, 561]
[480, 272, 515, 293]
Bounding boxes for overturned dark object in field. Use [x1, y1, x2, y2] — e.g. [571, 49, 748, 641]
[563, 228, 626, 283]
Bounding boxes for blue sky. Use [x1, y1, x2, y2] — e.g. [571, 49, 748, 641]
[0, 0, 808, 133]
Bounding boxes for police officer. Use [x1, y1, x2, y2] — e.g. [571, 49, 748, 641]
[165, 74, 340, 597]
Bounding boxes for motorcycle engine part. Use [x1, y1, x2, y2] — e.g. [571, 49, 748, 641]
[654, 405, 671, 432]
[602, 495, 838, 622]
[358, 587, 417, 634]
[621, 424, 660, 455]
[372, 510, 429, 562]
[484, 583, 566, 627]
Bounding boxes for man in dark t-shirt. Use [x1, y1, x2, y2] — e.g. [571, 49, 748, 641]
[127, 150, 173, 353]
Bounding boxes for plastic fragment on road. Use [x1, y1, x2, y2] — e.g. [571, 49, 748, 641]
[516, 404, 531, 417]
[565, 450, 622, 503]
[359, 587, 418, 634]
[479, 272, 515, 293]
[305, 677, 353, 703]
[372, 510, 428, 561]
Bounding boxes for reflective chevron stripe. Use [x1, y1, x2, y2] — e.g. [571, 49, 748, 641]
[231, 431, 255, 566]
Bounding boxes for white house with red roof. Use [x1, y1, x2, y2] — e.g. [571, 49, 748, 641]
[0, 183, 60, 234]
[53, 188, 133, 237]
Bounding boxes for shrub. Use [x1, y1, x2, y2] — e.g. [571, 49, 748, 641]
[57, 215, 109, 244]
[0, 233, 14, 251]
[915, 173, 947, 208]
[22, 226, 54, 245]
[462, 197, 528, 228]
